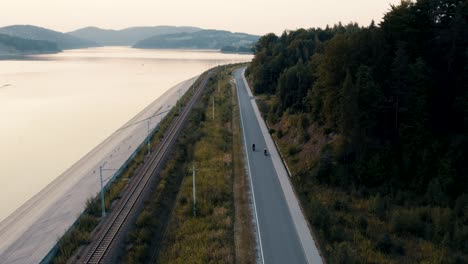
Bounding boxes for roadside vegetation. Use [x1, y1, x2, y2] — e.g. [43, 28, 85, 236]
[122, 65, 255, 263]
[158, 67, 235, 263]
[246, 0, 467, 263]
[49, 75, 202, 264]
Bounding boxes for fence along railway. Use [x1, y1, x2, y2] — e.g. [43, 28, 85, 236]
[80, 70, 212, 263]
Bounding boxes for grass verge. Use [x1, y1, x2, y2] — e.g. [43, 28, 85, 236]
[158, 66, 235, 263]
[122, 65, 255, 263]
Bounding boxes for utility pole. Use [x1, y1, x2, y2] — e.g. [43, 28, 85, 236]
[212, 95, 215, 121]
[99, 163, 118, 218]
[192, 163, 197, 217]
[99, 165, 106, 217]
[147, 119, 151, 157]
[178, 89, 181, 113]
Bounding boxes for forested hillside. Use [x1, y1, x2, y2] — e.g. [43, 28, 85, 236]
[133, 29, 259, 50]
[67, 26, 201, 46]
[0, 33, 59, 55]
[0, 25, 98, 50]
[246, 0, 467, 262]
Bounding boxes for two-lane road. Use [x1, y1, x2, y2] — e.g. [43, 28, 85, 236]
[234, 68, 322, 264]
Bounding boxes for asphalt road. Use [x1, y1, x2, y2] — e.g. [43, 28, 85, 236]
[234, 68, 322, 264]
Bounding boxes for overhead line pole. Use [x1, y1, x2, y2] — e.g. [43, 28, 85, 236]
[192, 163, 197, 217]
[99, 166, 106, 217]
[178, 89, 181, 113]
[147, 119, 151, 157]
[117, 109, 170, 132]
[99, 164, 118, 217]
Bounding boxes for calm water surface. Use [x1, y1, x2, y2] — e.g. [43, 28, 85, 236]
[0, 47, 252, 221]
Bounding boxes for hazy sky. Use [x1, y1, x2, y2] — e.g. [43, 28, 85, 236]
[2, 0, 401, 35]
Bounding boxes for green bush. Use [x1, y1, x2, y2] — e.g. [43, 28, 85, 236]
[85, 197, 100, 217]
[256, 99, 269, 114]
[371, 195, 389, 220]
[314, 146, 333, 183]
[390, 209, 425, 237]
[329, 225, 346, 243]
[276, 129, 284, 138]
[358, 215, 368, 232]
[288, 145, 302, 156]
[333, 199, 349, 212]
[329, 242, 356, 264]
[309, 198, 331, 235]
[136, 210, 153, 227]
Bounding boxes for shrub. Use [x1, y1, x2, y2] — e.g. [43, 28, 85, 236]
[329, 242, 356, 264]
[314, 146, 333, 184]
[333, 199, 349, 212]
[390, 209, 425, 237]
[85, 197, 100, 217]
[431, 207, 452, 244]
[79, 214, 98, 231]
[288, 145, 302, 156]
[330, 225, 346, 243]
[256, 99, 269, 114]
[377, 233, 393, 254]
[277, 129, 284, 138]
[371, 195, 389, 219]
[136, 210, 153, 227]
[358, 215, 368, 232]
[376, 233, 405, 256]
[310, 197, 331, 235]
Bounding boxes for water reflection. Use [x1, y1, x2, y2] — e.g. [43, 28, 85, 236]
[0, 47, 252, 221]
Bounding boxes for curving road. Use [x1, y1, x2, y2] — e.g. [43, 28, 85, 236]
[233, 68, 322, 264]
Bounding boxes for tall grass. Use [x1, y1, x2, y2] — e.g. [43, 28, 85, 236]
[155, 67, 237, 263]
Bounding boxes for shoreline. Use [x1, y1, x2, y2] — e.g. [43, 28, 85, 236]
[0, 50, 61, 60]
[0, 75, 198, 264]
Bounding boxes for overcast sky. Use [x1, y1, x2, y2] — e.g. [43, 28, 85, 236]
[2, 0, 401, 35]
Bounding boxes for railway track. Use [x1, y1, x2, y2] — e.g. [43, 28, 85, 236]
[81, 71, 212, 263]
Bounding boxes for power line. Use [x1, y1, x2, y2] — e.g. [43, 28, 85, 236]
[116, 109, 171, 131]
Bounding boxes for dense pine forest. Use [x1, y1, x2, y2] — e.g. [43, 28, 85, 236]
[246, 0, 467, 262]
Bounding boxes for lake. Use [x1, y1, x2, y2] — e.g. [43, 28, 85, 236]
[0, 47, 252, 221]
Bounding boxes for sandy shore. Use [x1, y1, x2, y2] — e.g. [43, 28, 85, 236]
[0, 76, 197, 264]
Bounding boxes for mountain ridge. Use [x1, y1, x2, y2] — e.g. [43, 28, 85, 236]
[0, 33, 60, 56]
[0, 25, 259, 54]
[0, 25, 98, 50]
[133, 29, 259, 51]
[67, 26, 202, 46]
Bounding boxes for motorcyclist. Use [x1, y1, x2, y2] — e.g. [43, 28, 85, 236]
[252, 143, 255, 151]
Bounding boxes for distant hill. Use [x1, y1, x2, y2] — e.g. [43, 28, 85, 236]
[133, 29, 260, 50]
[0, 33, 60, 55]
[67, 26, 202, 46]
[0, 25, 98, 50]
[220, 45, 254, 54]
